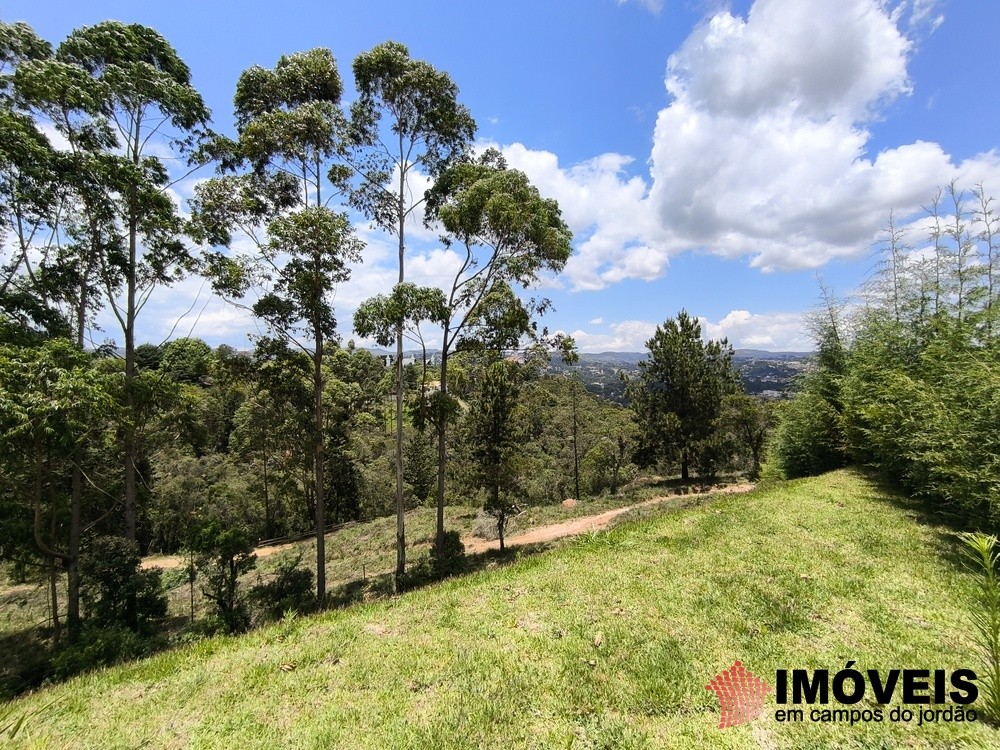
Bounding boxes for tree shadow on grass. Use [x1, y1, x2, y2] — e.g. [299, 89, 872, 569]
[852, 467, 985, 574]
[327, 541, 560, 606]
[0, 626, 53, 700]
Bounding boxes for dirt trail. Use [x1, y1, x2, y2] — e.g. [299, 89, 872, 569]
[142, 540, 302, 571]
[142, 483, 755, 570]
[462, 483, 755, 554]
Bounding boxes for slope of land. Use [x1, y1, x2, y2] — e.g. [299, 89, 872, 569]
[139, 482, 754, 567]
[463, 482, 753, 553]
[6, 471, 997, 749]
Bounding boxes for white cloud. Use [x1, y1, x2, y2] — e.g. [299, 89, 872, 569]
[617, 0, 664, 14]
[565, 319, 659, 352]
[566, 309, 811, 352]
[494, 142, 661, 291]
[589, 316, 604, 325]
[510, 0, 1000, 291]
[700, 310, 811, 350]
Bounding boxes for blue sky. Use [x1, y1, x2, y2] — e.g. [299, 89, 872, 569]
[9, 0, 1000, 351]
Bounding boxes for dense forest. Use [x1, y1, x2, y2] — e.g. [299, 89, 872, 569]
[0, 20, 773, 696]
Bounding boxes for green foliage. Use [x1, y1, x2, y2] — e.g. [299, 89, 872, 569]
[720, 393, 776, 479]
[429, 530, 466, 578]
[149, 449, 253, 552]
[350, 40, 475, 200]
[79, 536, 167, 631]
[134, 343, 163, 372]
[403, 430, 436, 504]
[51, 625, 150, 680]
[771, 301, 849, 479]
[840, 315, 1000, 520]
[249, 554, 316, 621]
[0, 702, 28, 741]
[464, 360, 527, 549]
[191, 521, 257, 634]
[960, 532, 1000, 721]
[160, 337, 212, 385]
[353, 283, 447, 349]
[771, 184, 1000, 527]
[626, 310, 739, 480]
[771, 390, 846, 479]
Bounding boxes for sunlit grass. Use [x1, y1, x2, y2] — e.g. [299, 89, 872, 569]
[4, 471, 997, 748]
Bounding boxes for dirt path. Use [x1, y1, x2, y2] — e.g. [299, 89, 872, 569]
[142, 540, 303, 571]
[142, 483, 755, 570]
[461, 483, 755, 554]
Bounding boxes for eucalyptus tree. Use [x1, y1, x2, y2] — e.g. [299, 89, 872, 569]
[190, 49, 362, 602]
[14, 22, 211, 543]
[350, 41, 475, 575]
[464, 359, 527, 551]
[0, 21, 74, 342]
[973, 183, 1000, 341]
[421, 148, 572, 548]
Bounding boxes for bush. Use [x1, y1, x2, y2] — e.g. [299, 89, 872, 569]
[771, 392, 846, 479]
[249, 554, 316, 621]
[960, 533, 1000, 721]
[191, 521, 257, 634]
[430, 530, 466, 578]
[80, 536, 167, 632]
[472, 508, 508, 540]
[51, 626, 151, 680]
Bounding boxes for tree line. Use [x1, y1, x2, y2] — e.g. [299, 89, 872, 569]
[771, 181, 1000, 529]
[0, 19, 773, 693]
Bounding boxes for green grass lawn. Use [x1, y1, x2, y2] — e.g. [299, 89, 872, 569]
[5, 470, 998, 749]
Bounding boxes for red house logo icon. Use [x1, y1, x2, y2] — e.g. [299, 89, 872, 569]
[705, 660, 771, 728]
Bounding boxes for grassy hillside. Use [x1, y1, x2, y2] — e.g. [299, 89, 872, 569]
[5, 471, 997, 749]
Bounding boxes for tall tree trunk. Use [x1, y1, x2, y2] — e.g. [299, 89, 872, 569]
[571, 382, 580, 500]
[67, 455, 82, 639]
[314, 329, 326, 605]
[33, 445, 69, 642]
[124, 125, 140, 544]
[394, 147, 406, 578]
[49, 482, 61, 647]
[68, 297, 88, 640]
[494, 484, 504, 552]
[262, 442, 272, 539]
[681, 450, 690, 483]
[435, 333, 450, 549]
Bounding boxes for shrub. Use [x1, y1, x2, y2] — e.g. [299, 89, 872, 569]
[191, 521, 257, 634]
[771, 391, 846, 479]
[51, 626, 150, 680]
[472, 509, 504, 540]
[249, 554, 316, 621]
[80, 536, 167, 632]
[960, 532, 1000, 721]
[430, 530, 466, 578]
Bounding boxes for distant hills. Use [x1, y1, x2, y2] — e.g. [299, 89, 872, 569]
[372, 347, 812, 402]
[577, 349, 812, 364]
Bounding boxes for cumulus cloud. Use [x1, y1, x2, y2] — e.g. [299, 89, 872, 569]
[700, 310, 812, 351]
[507, 0, 1000, 290]
[644, 0, 994, 272]
[496, 142, 661, 290]
[567, 310, 811, 352]
[565, 320, 659, 352]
